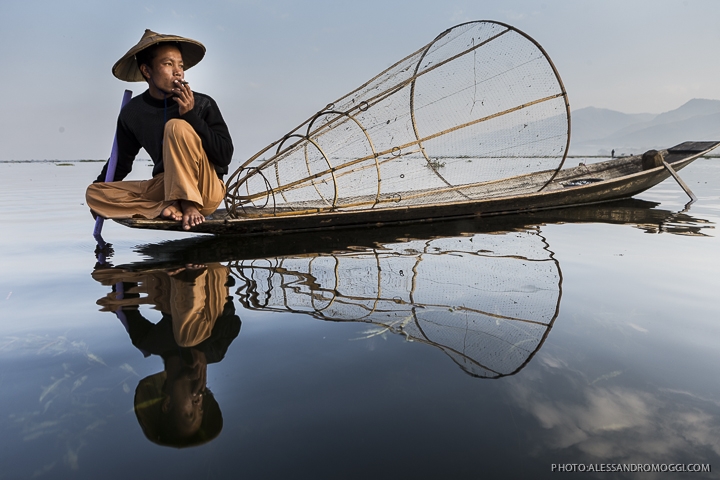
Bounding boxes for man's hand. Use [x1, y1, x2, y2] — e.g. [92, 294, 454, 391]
[172, 80, 194, 116]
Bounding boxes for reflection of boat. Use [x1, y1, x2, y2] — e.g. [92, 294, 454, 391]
[115, 141, 719, 235]
[232, 230, 561, 378]
[111, 200, 713, 378]
[128, 197, 713, 269]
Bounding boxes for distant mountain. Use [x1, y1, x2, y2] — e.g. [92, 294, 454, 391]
[651, 98, 720, 125]
[572, 107, 654, 144]
[569, 98, 720, 155]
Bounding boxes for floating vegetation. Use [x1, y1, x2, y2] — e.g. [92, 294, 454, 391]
[0, 333, 141, 476]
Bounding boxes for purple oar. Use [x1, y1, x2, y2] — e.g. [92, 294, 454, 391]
[93, 89, 133, 243]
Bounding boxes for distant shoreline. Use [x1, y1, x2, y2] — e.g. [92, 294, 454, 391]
[3, 155, 718, 164]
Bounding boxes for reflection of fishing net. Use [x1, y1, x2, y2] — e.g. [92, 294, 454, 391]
[231, 231, 562, 378]
[225, 21, 569, 218]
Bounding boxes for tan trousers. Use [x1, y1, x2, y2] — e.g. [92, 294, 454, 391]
[93, 263, 229, 347]
[86, 119, 226, 219]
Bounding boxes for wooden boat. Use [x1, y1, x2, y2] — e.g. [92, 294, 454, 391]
[116, 140, 719, 235]
[119, 195, 710, 270]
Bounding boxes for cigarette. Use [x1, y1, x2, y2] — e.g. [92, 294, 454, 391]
[180, 81, 189, 85]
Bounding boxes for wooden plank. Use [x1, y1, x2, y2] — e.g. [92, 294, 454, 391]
[668, 141, 720, 154]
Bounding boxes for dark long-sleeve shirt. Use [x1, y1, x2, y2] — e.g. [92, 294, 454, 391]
[95, 90, 233, 182]
[123, 299, 241, 364]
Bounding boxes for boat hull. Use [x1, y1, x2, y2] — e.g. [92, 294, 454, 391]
[115, 141, 719, 235]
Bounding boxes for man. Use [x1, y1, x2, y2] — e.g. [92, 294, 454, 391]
[93, 262, 241, 447]
[86, 29, 233, 230]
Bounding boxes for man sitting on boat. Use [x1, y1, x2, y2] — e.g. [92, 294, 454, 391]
[86, 29, 233, 230]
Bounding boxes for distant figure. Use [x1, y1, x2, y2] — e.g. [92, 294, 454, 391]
[611, 149, 615, 158]
[86, 29, 233, 231]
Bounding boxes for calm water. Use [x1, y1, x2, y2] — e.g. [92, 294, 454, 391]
[1, 160, 719, 479]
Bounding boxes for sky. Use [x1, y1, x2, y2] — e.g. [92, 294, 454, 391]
[1, 0, 719, 161]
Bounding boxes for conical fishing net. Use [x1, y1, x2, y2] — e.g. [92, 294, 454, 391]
[230, 229, 561, 378]
[226, 21, 570, 218]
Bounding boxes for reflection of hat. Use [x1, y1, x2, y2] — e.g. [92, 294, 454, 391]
[112, 29, 205, 82]
[134, 372, 222, 448]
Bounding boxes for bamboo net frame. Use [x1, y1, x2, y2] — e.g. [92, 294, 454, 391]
[229, 229, 562, 378]
[225, 20, 570, 218]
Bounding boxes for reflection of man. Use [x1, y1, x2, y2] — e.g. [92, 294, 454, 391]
[86, 29, 233, 230]
[93, 263, 240, 447]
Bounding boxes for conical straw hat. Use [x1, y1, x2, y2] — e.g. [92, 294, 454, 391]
[112, 29, 205, 82]
[134, 371, 223, 448]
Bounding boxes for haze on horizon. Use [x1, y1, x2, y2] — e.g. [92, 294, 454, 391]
[1, 0, 718, 162]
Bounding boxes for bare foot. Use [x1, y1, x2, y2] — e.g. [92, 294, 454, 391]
[160, 202, 182, 221]
[180, 200, 204, 230]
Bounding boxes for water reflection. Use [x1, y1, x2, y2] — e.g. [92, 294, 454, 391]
[117, 199, 713, 382]
[92, 264, 240, 447]
[510, 355, 720, 466]
[232, 230, 561, 378]
[91, 199, 714, 452]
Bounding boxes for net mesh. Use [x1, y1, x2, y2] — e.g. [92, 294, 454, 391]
[226, 21, 570, 218]
[230, 230, 561, 378]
